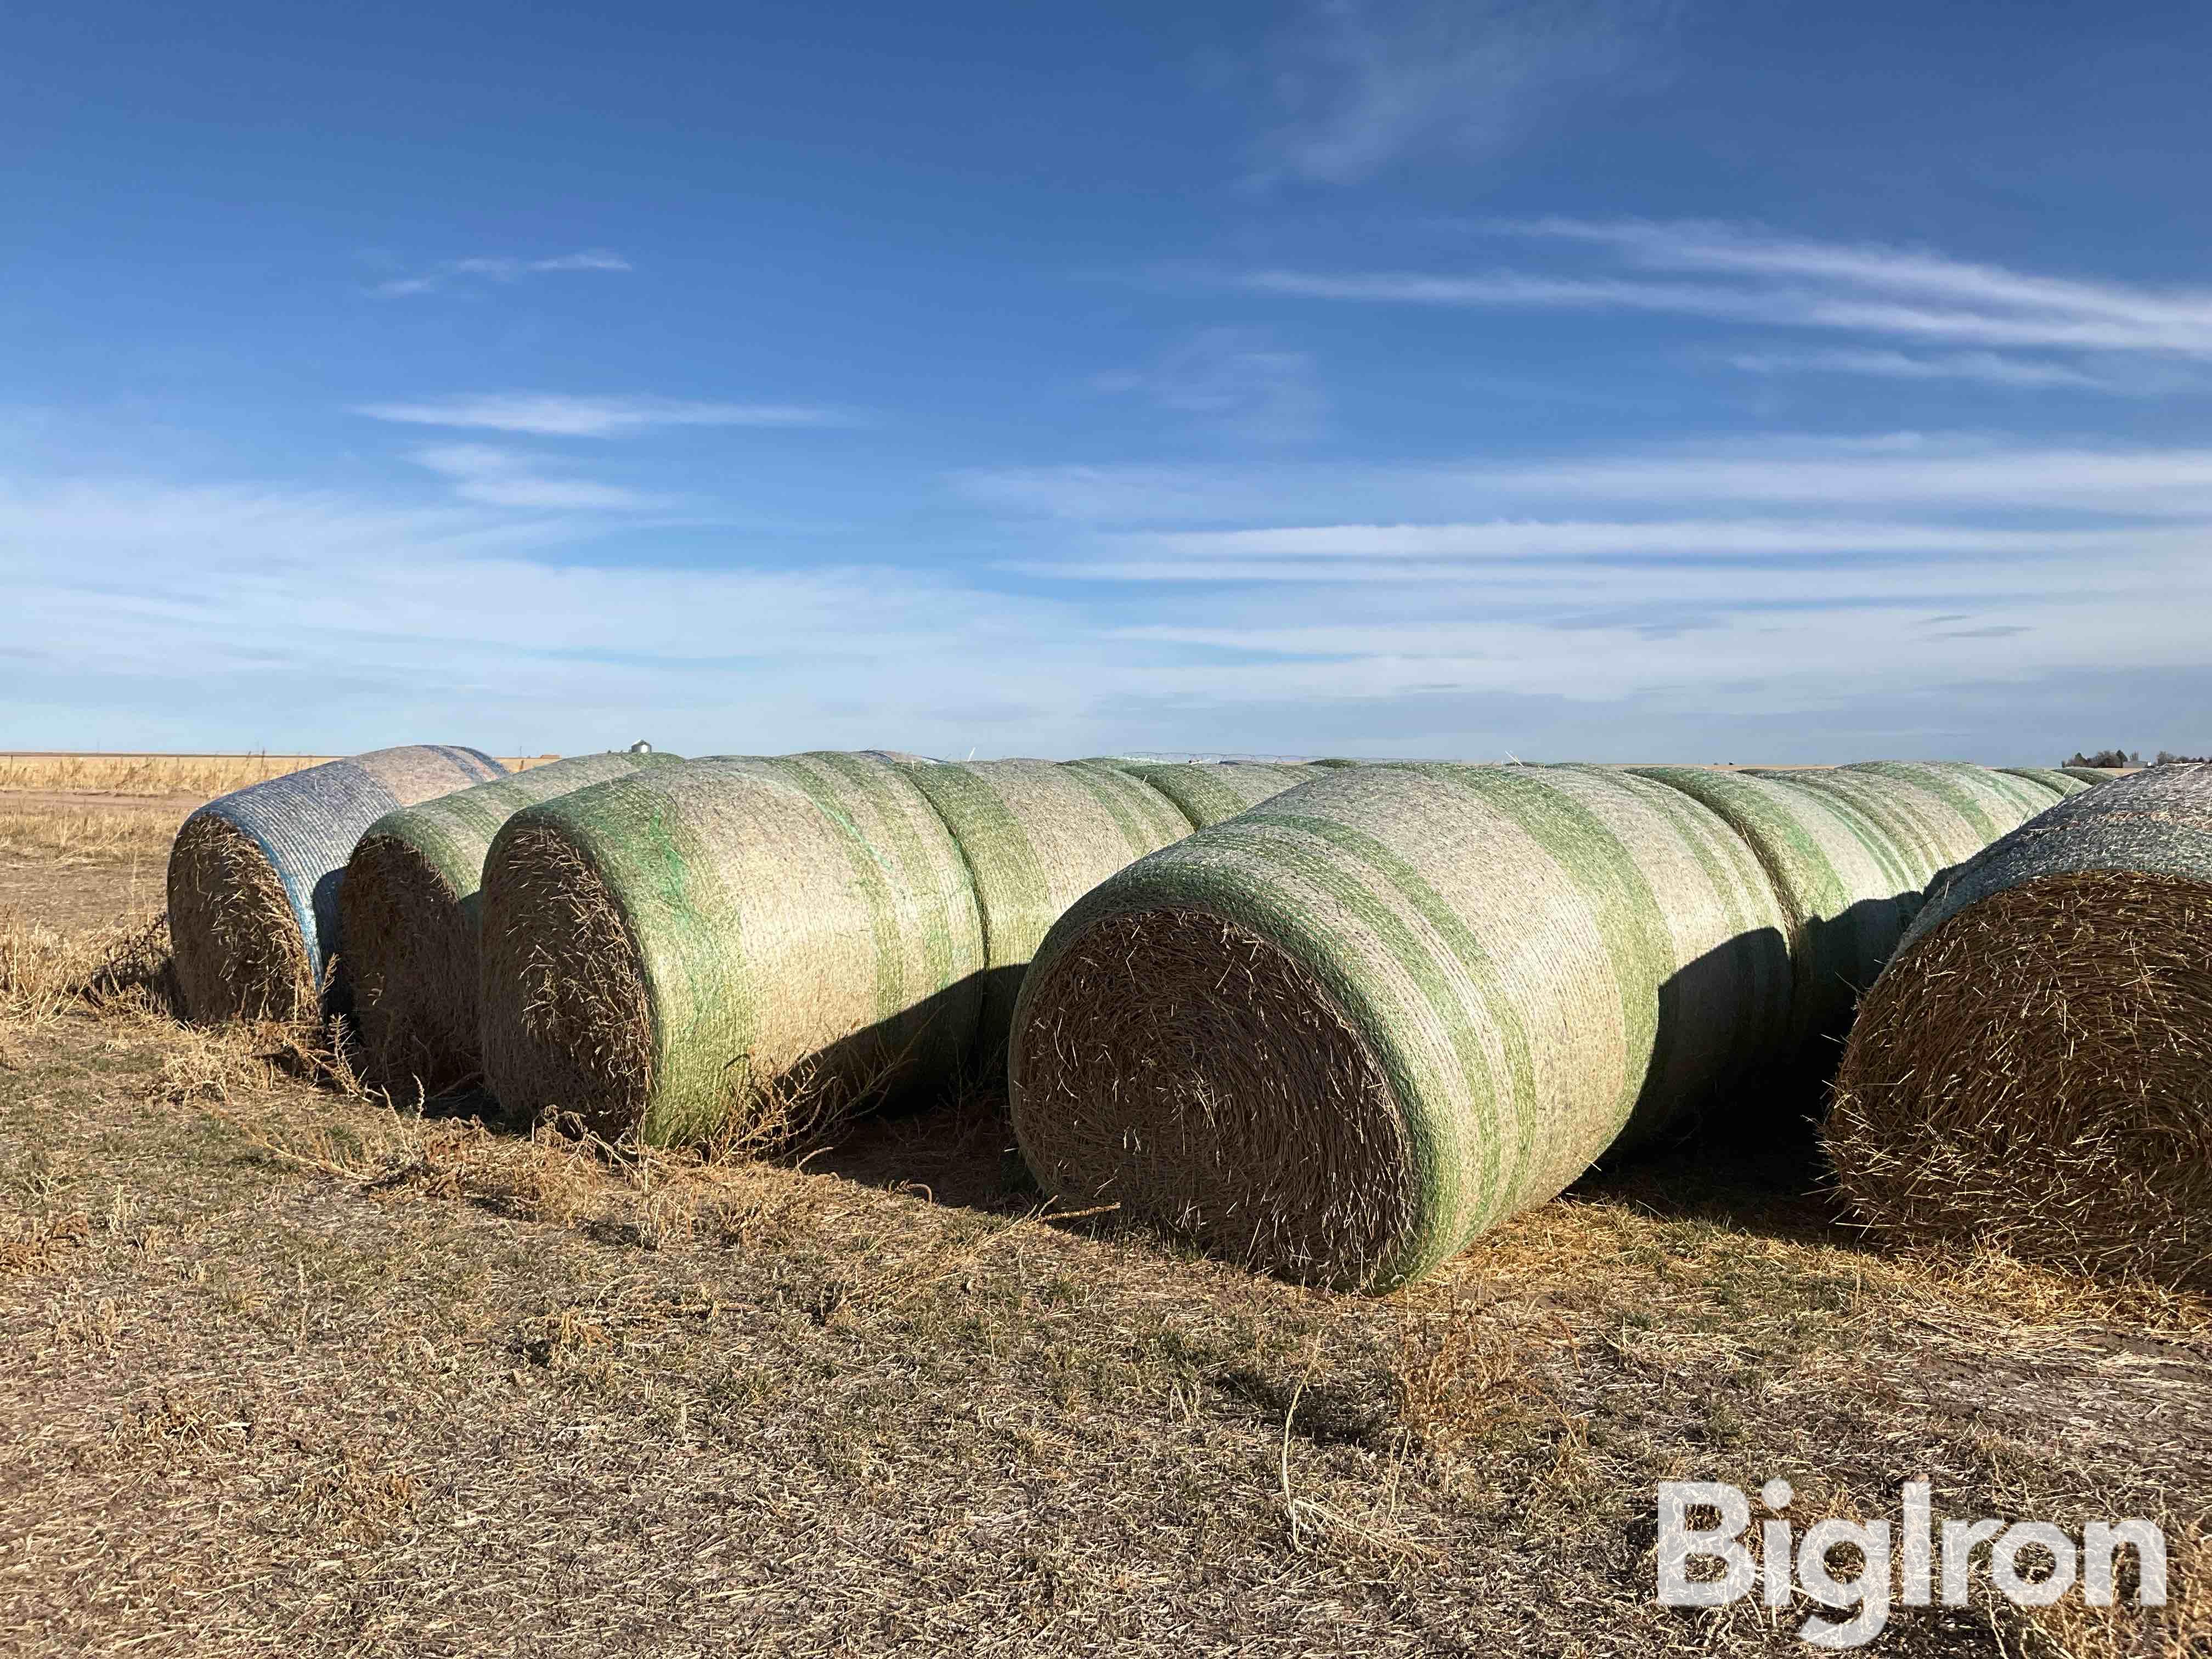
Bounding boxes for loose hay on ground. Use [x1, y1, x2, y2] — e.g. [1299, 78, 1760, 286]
[1, 905, 173, 1046]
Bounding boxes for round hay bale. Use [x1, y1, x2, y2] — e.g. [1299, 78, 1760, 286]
[1827, 764, 2212, 1289]
[902, 760, 1197, 1064]
[1097, 761, 1314, 829]
[341, 751, 686, 1095]
[168, 744, 506, 1023]
[479, 753, 985, 1146]
[1008, 762, 1792, 1290]
[2000, 766, 2094, 798]
[1744, 767, 2002, 894]
[1838, 760, 2059, 837]
[1627, 766, 1927, 1058]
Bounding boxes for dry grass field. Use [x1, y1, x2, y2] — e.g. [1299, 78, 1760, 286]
[0, 786, 2205, 1656]
[0, 753, 563, 797]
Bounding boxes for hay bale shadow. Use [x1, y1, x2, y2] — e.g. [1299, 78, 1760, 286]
[802, 1075, 1039, 1216]
[1566, 1133, 1848, 1249]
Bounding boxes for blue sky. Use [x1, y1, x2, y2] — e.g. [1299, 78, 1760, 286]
[7, 0, 2211, 761]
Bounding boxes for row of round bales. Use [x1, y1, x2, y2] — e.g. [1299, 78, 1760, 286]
[168, 748, 2117, 1295]
[454, 752, 2078, 1272]
[1007, 760, 2093, 1291]
[474, 754, 1316, 1144]
[161, 746, 1314, 1082]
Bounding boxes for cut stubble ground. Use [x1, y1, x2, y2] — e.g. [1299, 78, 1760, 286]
[0, 798, 2205, 1657]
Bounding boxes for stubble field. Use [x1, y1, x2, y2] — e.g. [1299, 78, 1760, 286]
[0, 763, 2203, 1657]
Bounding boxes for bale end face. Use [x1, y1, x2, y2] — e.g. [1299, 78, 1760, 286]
[166, 812, 314, 1023]
[1012, 904, 1418, 1291]
[1829, 868, 2212, 1290]
[340, 832, 478, 1096]
[478, 822, 655, 1139]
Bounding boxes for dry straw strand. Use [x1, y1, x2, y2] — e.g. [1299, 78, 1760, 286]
[341, 751, 685, 1095]
[167, 744, 505, 1023]
[479, 754, 985, 1147]
[1009, 762, 1793, 1291]
[1829, 763, 2212, 1289]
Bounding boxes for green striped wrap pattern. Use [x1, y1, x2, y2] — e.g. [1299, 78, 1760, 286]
[902, 759, 1199, 1063]
[1999, 766, 2094, 799]
[478, 753, 985, 1144]
[1008, 762, 1793, 1291]
[1745, 767, 2021, 895]
[356, 752, 686, 902]
[1090, 761, 1316, 830]
[1838, 760, 2061, 834]
[1626, 766, 1937, 1060]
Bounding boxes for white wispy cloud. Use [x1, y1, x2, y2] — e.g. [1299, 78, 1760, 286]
[1058, 517, 2179, 565]
[10, 430, 2210, 759]
[1095, 329, 1325, 443]
[1513, 219, 2212, 330]
[370, 250, 633, 298]
[458, 252, 632, 275]
[1252, 0, 1678, 183]
[354, 393, 854, 437]
[960, 437, 2212, 524]
[1721, 348, 2159, 392]
[0, 488, 1026, 667]
[1019, 551, 2169, 601]
[0, 471, 1115, 756]
[409, 444, 673, 510]
[952, 433, 2212, 728]
[1239, 219, 2212, 362]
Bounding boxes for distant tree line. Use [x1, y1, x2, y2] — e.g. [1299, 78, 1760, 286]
[2064, 748, 2211, 767]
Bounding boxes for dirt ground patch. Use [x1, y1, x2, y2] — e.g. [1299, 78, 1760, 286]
[0, 808, 2204, 1656]
[0, 792, 196, 933]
